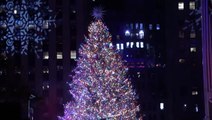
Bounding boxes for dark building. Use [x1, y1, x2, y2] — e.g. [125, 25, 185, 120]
[114, 22, 167, 120]
[0, 0, 84, 120]
[165, 0, 205, 120]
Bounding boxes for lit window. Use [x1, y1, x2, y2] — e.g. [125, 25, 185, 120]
[140, 42, 144, 48]
[178, 2, 184, 10]
[192, 91, 198, 95]
[125, 30, 130, 36]
[57, 52, 63, 59]
[42, 83, 50, 89]
[149, 24, 153, 30]
[130, 42, 134, 48]
[136, 23, 139, 29]
[179, 58, 185, 63]
[130, 23, 133, 29]
[160, 103, 164, 110]
[195, 104, 199, 112]
[190, 32, 196, 38]
[156, 24, 160, 30]
[116, 44, 120, 49]
[43, 52, 49, 59]
[120, 43, 124, 50]
[189, 2, 195, 10]
[136, 42, 140, 48]
[190, 47, 197, 52]
[126, 42, 130, 48]
[43, 67, 49, 74]
[139, 30, 144, 39]
[140, 23, 143, 29]
[72, 10, 76, 13]
[70, 50, 76, 59]
[184, 104, 187, 107]
[57, 65, 63, 70]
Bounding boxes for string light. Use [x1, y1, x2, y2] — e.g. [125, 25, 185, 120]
[59, 20, 141, 120]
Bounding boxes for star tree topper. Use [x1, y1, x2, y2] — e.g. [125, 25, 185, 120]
[92, 7, 105, 20]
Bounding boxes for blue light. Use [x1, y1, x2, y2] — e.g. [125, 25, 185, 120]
[130, 42, 134, 48]
[139, 30, 144, 39]
[156, 24, 160, 30]
[116, 44, 120, 50]
[125, 30, 130, 36]
[140, 42, 144, 48]
[120, 43, 124, 50]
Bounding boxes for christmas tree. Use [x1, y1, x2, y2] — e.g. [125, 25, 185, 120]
[59, 9, 140, 120]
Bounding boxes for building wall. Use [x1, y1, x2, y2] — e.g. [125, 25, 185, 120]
[165, 0, 205, 119]
[113, 22, 168, 120]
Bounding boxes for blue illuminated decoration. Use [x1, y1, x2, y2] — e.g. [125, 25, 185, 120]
[0, 0, 55, 55]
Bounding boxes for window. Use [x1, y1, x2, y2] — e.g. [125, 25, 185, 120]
[195, 104, 199, 112]
[135, 23, 139, 29]
[57, 52, 63, 59]
[192, 91, 198, 95]
[139, 30, 144, 39]
[130, 42, 134, 48]
[140, 23, 143, 29]
[120, 43, 124, 50]
[136, 42, 140, 48]
[190, 32, 196, 38]
[189, 1, 195, 10]
[125, 30, 130, 36]
[190, 47, 197, 52]
[156, 24, 160, 30]
[126, 42, 130, 48]
[140, 42, 144, 48]
[178, 2, 184, 10]
[43, 52, 49, 59]
[149, 24, 153, 30]
[43, 67, 49, 74]
[57, 65, 63, 70]
[179, 58, 185, 63]
[70, 50, 76, 59]
[116, 44, 120, 49]
[160, 103, 164, 110]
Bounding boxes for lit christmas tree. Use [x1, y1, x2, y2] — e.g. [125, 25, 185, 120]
[59, 8, 141, 120]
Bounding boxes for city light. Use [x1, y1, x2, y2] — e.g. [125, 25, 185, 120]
[160, 103, 164, 110]
[139, 30, 144, 39]
[125, 30, 130, 36]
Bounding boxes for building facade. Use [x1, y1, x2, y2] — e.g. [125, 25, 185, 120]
[113, 22, 168, 120]
[0, 0, 87, 119]
[165, 0, 205, 119]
